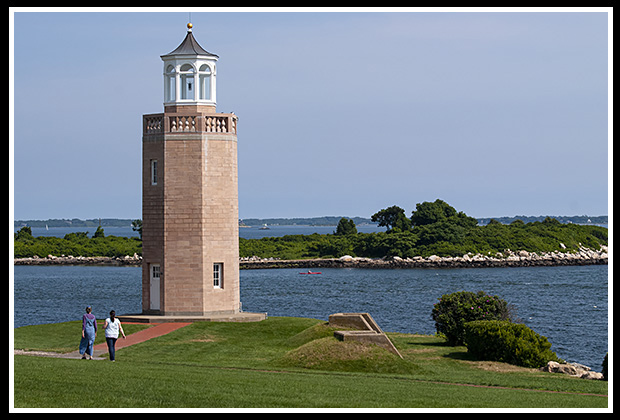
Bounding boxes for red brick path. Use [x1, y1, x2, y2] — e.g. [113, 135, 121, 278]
[93, 322, 192, 352]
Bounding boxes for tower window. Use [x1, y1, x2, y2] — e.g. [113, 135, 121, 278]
[150, 159, 158, 185]
[213, 263, 223, 288]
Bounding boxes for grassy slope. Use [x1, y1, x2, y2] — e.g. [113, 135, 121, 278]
[12, 317, 608, 408]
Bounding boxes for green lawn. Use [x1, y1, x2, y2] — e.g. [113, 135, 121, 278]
[12, 317, 608, 409]
[13, 320, 151, 353]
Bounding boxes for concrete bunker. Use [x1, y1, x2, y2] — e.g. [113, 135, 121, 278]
[328, 312, 402, 358]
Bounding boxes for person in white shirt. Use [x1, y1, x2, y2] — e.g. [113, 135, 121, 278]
[103, 310, 126, 361]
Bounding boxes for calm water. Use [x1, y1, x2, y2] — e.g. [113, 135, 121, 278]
[14, 224, 385, 240]
[12, 264, 608, 371]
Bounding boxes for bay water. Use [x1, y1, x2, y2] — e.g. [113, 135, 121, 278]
[13, 224, 385, 239]
[12, 263, 608, 371]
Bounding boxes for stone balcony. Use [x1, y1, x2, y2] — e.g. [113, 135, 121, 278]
[143, 112, 237, 135]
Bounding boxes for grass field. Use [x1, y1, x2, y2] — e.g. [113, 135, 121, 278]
[12, 317, 608, 409]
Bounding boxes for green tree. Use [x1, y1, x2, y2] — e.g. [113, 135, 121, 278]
[63, 231, 89, 241]
[431, 290, 513, 346]
[416, 220, 467, 246]
[411, 199, 478, 229]
[93, 226, 105, 238]
[132, 219, 143, 240]
[335, 218, 357, 236]
[371, 206, 411, 233]
[15, 226, 33, 241]
[410, 199, 457, 227]
[464, 320, 561, 368]
[542, 217, 561, 226]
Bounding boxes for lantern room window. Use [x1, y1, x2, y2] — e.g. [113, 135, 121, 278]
[164, 65, 176, 102]
[179, 64, 195, 100]
[198, 64, 212, 100]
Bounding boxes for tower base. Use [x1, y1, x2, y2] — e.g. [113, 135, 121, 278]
[118, 312, 267, 324]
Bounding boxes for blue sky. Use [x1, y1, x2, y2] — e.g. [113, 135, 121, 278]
[10, 9, 610, 220]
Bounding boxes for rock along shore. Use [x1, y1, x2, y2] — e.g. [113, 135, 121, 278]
[240, 246, 608, 269]
[14, 246, 608, 269]
[14, 254, 143, 267]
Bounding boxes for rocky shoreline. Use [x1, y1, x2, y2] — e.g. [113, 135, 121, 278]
[14, 254, 144, 267]
[240, 246, 608, 269]
[14, 247, 608, 269]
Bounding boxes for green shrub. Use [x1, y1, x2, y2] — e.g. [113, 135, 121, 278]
[464, 320, 561, 368]
[431, 291, 511, 346]
[15, 226, 33, 241]
[13, 234, 141, 258]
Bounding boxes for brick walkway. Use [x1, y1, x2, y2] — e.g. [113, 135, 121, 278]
[97, 322, 191, 352]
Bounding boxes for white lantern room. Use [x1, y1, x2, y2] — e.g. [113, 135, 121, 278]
[161, 23, 218, 109]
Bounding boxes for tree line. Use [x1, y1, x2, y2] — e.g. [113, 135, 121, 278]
[13, 223, 142, 259]
[241, 200, 608, 259]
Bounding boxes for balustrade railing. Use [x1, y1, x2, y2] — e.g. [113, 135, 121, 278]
[170, 115, 197, 132]
[144, 115, 163, 134]
[143, 113, 237, 135]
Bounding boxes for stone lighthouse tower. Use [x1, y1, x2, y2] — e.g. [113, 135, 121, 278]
[140, 23, 249, 318]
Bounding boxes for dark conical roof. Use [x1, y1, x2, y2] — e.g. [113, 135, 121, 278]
[162, 30, 218, 58]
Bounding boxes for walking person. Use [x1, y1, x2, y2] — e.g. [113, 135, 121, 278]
[79, 306, 97, 360]
[103, 310, 126, 362]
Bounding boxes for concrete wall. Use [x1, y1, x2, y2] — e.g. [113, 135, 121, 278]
[329, 313, 402, 358]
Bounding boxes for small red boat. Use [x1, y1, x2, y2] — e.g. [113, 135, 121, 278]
[299, 271, 322, 275]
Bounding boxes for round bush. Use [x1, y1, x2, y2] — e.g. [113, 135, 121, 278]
[431, 290, 511, 346]
[463, 320, 561, 368]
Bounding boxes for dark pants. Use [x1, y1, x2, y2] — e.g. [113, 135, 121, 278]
[106, 337, 118, 361]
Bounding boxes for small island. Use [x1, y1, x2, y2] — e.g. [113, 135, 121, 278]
[14, 200, 608, 269]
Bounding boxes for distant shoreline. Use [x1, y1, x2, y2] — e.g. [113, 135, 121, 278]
[15, 214, 609, 229]
[14, 247, 608, 269]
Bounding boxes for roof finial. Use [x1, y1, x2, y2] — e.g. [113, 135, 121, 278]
[187, 22, 193, 32]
